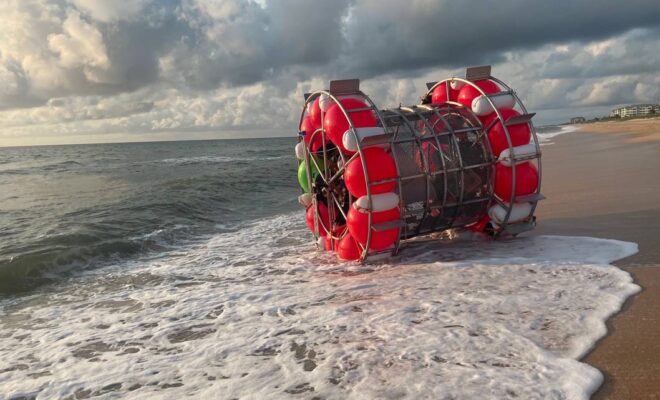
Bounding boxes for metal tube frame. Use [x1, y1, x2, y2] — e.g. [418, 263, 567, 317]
[297, 68, 542, 262]
[422, 75, 542, 236]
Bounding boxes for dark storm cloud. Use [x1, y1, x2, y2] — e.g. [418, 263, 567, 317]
[339, 0, 660, 78]
[99, 1, 193, 91]
[533, 27, 660, 80]
[165, 0, 353, 89]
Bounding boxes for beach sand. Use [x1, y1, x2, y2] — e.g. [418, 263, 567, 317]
[575, 117, 660, 145]
[534, 122, 660, 398]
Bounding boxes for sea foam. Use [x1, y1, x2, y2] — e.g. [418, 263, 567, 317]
[0, 212, 638, 399]
[537, 125, 578, 145]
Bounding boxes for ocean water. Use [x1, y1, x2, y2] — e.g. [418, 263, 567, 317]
[0, 130, 638, 399]
[536, 125, 578, 145]
[0, 138, 298, 294]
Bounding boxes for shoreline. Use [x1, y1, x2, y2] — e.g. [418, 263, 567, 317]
[534, 122, 660, 398]
[571, 116, 660, 144]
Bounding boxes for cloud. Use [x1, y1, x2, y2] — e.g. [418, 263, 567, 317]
[0, 0, 659, 145]
[47, 10, 110, 76]
[70, 0, 150, 22]
[495, 28, 660, 111]
[338, 0, 660, 78]
[162, 0, 353, 89]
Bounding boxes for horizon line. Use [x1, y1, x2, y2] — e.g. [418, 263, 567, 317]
[0, 134, 294, 149]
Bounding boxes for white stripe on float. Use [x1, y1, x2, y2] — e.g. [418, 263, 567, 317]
[471, 93, 516, 116]
[354, 192, 399, 213]
[342, 127, 387, 152]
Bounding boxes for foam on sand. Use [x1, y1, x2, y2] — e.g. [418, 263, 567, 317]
[0, 213, 638, 399]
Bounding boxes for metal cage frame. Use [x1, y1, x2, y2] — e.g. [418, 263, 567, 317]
[297, 65, 543, 262]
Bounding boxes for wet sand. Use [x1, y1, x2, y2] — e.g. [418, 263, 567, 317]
[534, 126, 660, 398]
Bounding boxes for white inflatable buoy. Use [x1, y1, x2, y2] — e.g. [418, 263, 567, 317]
[354, 192, 399, 213]
[295, 141, 305, 160]
[498, 143, 538, 166]
[319, 93, 332, 112]
[471, 93, 516, 116]
[298, 193, 313, 208]
[488, 202, 533, 224]
[321, 94, 364, 113]
[342, 127, 387, 152]
[450, 79, 465, 91]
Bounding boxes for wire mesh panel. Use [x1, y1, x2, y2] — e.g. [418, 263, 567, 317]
[382, 106, 494, 238]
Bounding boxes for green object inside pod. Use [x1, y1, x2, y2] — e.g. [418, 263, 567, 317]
[298, 157, 325, 193]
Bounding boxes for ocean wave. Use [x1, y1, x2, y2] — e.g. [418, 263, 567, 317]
[0, 160, 84, 175]
[537, 125, 578, 145]
[153, 155, 289, 166]
[0, 222, 195, 295]
[0, 211, 639, 399]
[0, 140, 298, 296]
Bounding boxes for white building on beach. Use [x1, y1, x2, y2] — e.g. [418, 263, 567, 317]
[610, 103, 660, 118]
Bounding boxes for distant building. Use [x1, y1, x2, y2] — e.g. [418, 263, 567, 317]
[570, 117, 586, 124]
[610, 103, 660, 118]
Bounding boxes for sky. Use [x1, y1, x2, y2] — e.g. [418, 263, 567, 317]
[1, 0, 660, 147]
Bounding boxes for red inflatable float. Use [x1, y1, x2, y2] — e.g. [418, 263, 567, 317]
[347, 206, 400, 251]
[484, 108, 532, 156]
[431, 82, 458, 104]
[456, 79, 499, 108]
[324, 98, 377, 154]
[306, 202, 330, 236]
[337, 234, 361, 261]
[300, 116, 326, 153]
[494, 162, 539, 202]
[344, 147, 397, 198]
[308, 97, 323, 129]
